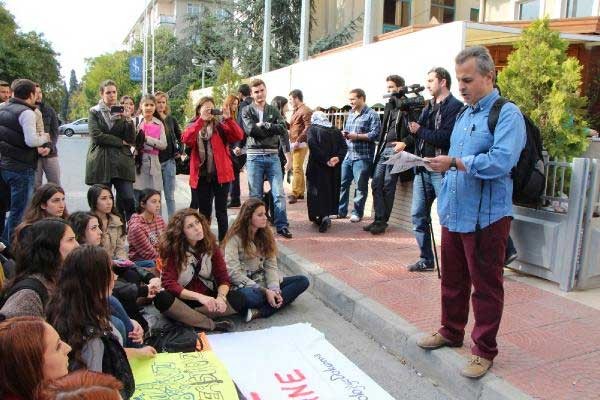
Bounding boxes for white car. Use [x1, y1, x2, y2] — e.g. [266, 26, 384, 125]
[59, 118, 88, 137]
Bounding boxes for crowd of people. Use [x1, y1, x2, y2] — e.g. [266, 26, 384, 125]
[0, 44, 538, 397]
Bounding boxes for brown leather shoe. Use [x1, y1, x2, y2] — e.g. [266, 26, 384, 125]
[417, 332, 462, 350]
[461, 355, 493, 379]
[288, 195, 298, 204]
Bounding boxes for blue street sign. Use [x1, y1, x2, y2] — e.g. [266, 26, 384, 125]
[129, 56, 143, 82]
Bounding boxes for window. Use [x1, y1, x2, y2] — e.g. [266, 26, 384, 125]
[566, 0, 594, 17]
[470, 8, 479, 22]
[430, 0, 455, 23]
[187, 2, 200, 16]
[383, 0, 411, 32]
[517, 0, 540, 20]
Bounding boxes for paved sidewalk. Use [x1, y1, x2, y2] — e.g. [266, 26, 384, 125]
[276, 198, 600, 400]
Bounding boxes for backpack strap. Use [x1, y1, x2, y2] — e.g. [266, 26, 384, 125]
[0, 277, 48, 309]
[487, 97, 510, 135]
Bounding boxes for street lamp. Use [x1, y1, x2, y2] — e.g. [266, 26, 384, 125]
[192, 58, 217, 88]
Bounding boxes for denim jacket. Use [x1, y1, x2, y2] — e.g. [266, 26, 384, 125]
[438, 89, 526, 233]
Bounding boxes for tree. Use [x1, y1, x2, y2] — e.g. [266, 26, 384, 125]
[68, 70, 79, 93]
[497, 18, 589, 160]
[212, 60, 242, 106]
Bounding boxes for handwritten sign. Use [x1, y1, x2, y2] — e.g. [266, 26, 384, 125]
[129, 351, 239, 400]
[208, 323, 394, 400]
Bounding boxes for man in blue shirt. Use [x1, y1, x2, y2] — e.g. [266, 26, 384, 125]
[338, 89, 381, 222]
[416, 46, 526, 379]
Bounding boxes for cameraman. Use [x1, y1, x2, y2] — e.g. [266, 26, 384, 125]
[405, 67, 463, 272]
[366, 75, 413, 235]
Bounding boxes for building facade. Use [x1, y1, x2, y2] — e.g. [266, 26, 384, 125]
[124, 0, 232, 48]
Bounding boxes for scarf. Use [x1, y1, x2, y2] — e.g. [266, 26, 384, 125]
[311, 111, 332, 128]
[196, 121, 215, 178]
[96, 100, 121, 130]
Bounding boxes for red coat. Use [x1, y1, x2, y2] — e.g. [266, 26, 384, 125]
[182, 118, 244, 188]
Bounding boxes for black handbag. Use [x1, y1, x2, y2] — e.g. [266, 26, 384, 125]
[176, 145, 191, 175]
[144, 322, 199, 353]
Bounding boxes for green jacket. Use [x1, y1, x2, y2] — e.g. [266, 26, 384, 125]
[85, 103, 136, 184]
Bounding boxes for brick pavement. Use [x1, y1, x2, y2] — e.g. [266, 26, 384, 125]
[275, 199, 600, 400]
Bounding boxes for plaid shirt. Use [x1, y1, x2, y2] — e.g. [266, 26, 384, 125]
[344, 106, 381, 160]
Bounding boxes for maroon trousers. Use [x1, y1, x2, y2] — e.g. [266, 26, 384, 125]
[438, 217, 511, 361]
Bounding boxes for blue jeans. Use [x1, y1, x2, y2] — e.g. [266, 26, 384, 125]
[161, 159, 177, 218]
[338, 157, 372, 218]
[1, 168, 35, 244]
[411, 170, 443, 264]
[134, 260, 156, 269]
[371, 148, 399, 223]
[246, 153, 288, 230]
[237, 275, 309, 318]
[109, 295, 141, 348]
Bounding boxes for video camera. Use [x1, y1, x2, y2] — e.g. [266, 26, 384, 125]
[383, 84, 426, 120]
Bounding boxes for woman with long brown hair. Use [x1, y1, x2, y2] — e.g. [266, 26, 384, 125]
[155, 208, 244, 332]
[222, 198, 308, 322]
[181, 96, 243, 241]
[0, 316, 71, 400]
[13, 183, 69, 242]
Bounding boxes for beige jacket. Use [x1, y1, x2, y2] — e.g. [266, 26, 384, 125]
[100, 213, 127, 260]
[223, 234, 281, 291]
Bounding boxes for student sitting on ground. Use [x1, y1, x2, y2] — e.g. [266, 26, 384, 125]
[12, 183, 69, 245]
[0, 316, 72, 400]
[88, 184, 127, 260]
[68, 211, 161, 332]
[127, 188, 165, 269]
[0, 219, 79, 319]
[46, 245, 157, 400]
[155, 209, 244, 332]
[222, 198, 309, 322]
[42, 370, 124, 400]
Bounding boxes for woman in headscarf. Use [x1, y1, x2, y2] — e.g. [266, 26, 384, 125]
[305, 111, 347, 233]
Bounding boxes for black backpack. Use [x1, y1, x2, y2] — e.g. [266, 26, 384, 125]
[144, 322, 199, 353]
[488, 97, 545, 206]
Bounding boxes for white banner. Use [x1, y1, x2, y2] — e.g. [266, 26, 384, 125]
[208, 323, 395, 400]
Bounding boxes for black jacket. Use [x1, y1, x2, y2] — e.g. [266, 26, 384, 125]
[241, 104, 288, 150]
[38, 102, 59, 157]
[0, 98, 39, 170]
[404, 93, 463, 158]
[158, 115, 182, 163]
[374, 99, 413, 166]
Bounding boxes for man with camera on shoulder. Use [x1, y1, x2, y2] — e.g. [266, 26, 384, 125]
[366, 75, 413, 235]
[405, 67, 463, 272]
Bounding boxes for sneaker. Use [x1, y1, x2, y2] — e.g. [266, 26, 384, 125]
[227, 199, 241, 208]
[288, 195, 298, 204]
[350, 215, 361, 223]
[245, 308, 261, 323]
[370, 222, 388, 235]
[362, 221, 377, 232]
[461, 355, 493, 379]
[319, 217, 331, 233]
[277, 227, 293, 239]
[505, 251, 518, 266]
[407, 260, 434, 272]
[416, 332, 462, 350]
[298, 194, 304, 200]
[213, 319, 235, 332]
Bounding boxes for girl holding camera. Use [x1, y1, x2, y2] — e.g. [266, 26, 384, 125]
[181, 96, 243, 241]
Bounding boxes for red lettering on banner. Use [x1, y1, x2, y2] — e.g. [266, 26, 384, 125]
[275, 369, 306, 384]
[249, 393, 262, 400]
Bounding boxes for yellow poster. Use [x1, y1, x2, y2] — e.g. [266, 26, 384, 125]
[130, 351, 239, 400]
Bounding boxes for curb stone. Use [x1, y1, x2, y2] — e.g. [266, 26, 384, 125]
[276, 242, 533, 400]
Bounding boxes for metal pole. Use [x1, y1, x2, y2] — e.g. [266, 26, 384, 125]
[151, 12, 155, 94]
[262, 0, 272, 74]
[142, 0, 148, 94]
[202, 66, 206, 89]
[299, 0, 310, 62]
[363, 0, 373, 45]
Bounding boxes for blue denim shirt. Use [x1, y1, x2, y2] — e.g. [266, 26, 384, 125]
[344, 106, 381, 161]
[438, 89, 526, 233]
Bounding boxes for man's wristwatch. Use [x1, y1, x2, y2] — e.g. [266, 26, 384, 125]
[450, 157, 457, 171]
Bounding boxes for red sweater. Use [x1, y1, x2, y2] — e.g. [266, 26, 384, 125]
[127, 213, 166, 261]
[161, 247, 230, 297]
[181, 118, 244, 188]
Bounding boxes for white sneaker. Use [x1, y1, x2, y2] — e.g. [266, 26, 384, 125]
[350, 215, 361, 223]
[245, 308, 259, 322]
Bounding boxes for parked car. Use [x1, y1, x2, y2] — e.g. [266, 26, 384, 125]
[59, 118, 88, 137]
